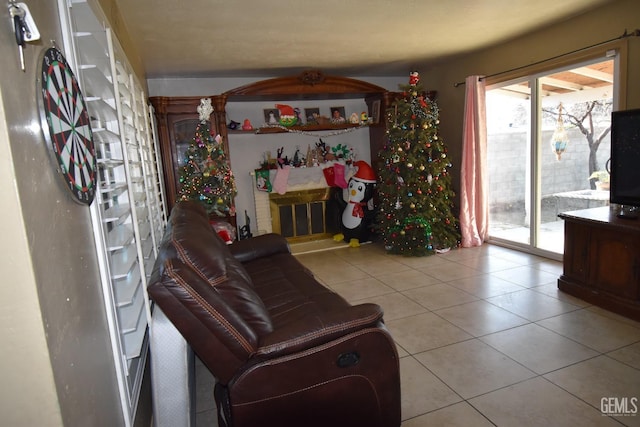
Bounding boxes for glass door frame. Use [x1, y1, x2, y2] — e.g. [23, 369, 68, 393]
[485, 40, 626, 260]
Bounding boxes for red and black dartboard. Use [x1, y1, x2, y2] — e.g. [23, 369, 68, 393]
[39, 47, 96, 205]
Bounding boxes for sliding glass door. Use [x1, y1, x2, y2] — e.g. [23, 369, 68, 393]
[486, 55, 617, 257]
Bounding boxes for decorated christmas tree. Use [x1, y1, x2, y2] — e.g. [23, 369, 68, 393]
[178, 98, 237, 217]
[376, 72, 460, 256]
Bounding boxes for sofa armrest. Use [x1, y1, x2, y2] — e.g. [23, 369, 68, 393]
[229, 233, 291, 263]
[256, 303, 384, 358]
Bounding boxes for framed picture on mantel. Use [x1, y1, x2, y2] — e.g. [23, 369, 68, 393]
[264, 108, 280, 126]
[305, 108, 320, 124]
[330, 106, 346, 124]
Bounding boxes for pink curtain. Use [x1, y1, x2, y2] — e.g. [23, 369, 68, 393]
[460, 75, 488, 247]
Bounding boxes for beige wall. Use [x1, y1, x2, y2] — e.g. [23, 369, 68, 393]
[426, 0, 640, 196]
[0, 71, 63, 427]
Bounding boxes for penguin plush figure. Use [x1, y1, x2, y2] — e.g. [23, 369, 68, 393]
[333, 160, 376, 247]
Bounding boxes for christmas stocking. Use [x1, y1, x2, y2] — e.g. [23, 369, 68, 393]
[273, 166, 291, 194]
[333, 162, 348, 188]
[255, 169, 272, 192]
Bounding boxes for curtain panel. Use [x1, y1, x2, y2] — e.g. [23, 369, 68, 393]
[460, 75, 488, 247]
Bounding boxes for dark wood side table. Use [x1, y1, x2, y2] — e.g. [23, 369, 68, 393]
[558, 206, 640, 321]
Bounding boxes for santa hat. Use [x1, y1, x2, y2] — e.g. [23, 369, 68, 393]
[276, 104, 295, 117]
[353, 160, 376, 183]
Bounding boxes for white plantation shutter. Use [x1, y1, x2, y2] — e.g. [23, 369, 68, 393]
[60, 1, 167, 424]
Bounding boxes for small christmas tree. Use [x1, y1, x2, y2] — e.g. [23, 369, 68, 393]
[178, 98, 237, 217]
[376, 72, 460, 256]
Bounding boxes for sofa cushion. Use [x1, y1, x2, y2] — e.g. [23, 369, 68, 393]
[228, 233, 291, 263]
[148, 258, 258, 384]
[242, 253, 346, 324]
[155, 202, 273, 335]
[256, 303, 384, 358]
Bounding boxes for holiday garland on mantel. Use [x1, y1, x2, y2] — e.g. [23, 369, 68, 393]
[376, 72, 460, 256]
[178, 98, 237, 217]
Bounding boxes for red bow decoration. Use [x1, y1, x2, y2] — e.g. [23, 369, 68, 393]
[350, 201, 365, 218]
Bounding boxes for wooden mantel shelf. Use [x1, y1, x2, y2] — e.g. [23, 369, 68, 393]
[253, 123, 367, 134]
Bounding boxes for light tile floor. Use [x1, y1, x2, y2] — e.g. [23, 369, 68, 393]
[195, 241, 640, 426]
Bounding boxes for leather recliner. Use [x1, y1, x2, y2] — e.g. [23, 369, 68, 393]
[148, 201, 401, 427]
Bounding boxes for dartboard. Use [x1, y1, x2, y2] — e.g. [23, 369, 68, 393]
[39, 47, 96, 205]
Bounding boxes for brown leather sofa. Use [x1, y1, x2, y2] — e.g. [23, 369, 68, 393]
[148, 201, 401, 427]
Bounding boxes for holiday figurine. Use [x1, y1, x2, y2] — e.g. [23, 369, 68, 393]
[276, 104, 297, 127]
[409, 71, 420, 86]
[242, 118, 253, 130]
[333, 160, 377, 247]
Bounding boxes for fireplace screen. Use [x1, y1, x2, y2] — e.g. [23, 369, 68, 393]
[269, 188, 333, 242]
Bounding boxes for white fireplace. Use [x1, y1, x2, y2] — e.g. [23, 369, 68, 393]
[251, 165, 352, 242]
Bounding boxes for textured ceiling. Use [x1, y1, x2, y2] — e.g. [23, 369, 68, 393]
[113, 0, 615, 79]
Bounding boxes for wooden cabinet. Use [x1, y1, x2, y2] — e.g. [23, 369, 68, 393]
[149, 96, 227, 210]
[559, 206, 640, 320]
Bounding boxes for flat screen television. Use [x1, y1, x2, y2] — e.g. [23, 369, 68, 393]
[610, 108, 640, 219]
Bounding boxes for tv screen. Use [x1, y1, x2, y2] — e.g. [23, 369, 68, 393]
[610, 108, 640, 212]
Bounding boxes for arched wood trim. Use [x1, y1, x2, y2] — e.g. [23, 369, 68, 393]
[224, 70, 387, 99]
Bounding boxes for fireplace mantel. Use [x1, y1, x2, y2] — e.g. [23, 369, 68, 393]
[252, 164, 356, 237]
[269, 167, 329, 192]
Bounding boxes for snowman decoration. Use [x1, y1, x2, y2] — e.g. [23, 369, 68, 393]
[333, 160, 376, 247]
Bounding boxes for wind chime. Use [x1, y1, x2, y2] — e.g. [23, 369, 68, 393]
[550, 103, 569, 160]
